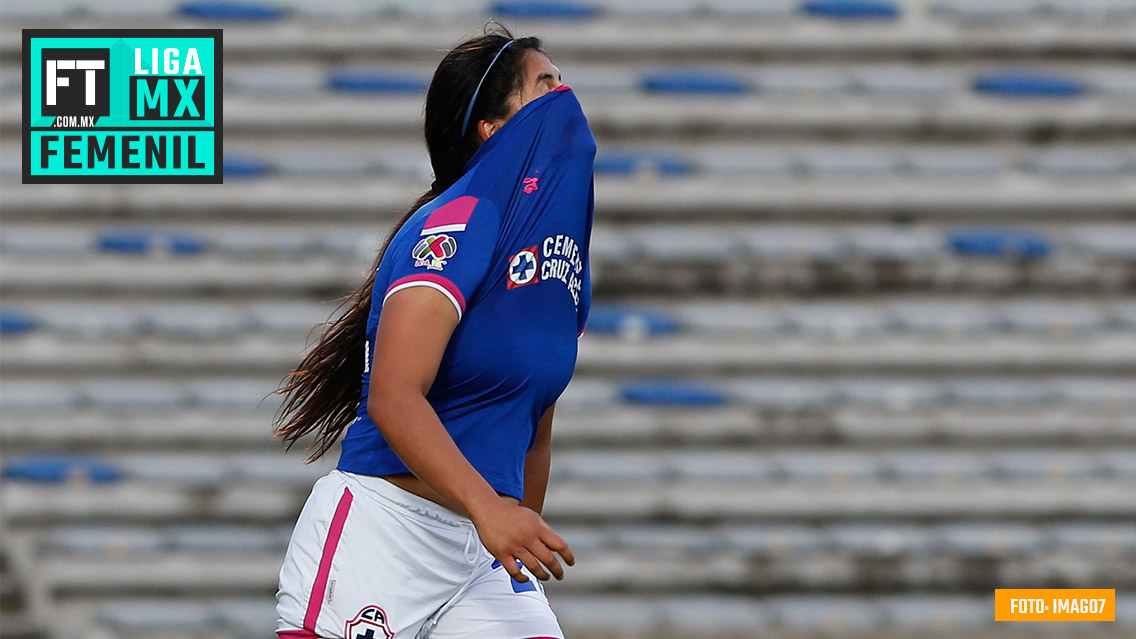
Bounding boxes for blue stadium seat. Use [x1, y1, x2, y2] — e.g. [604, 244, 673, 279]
[490, 1, 600, 19]
[594, 151, 694, 178]
[641, 70, 751, 95]
[43, 525, 166, 555]
[0, 308, 37, 335]
[222, 154, 273, 178]
[2, 454, 123, 484]
[800, 1, 900, 20]
[584, 305, 683, 338]
[325, 69, 427, 93]
[973, 70, 1088, 98]
[619, 380, 729, 406]
[946, 228, 1052, 260]
[934, 523, 1048, 557]
[96, 229, 209, 256]
[178, 1, 287, 21]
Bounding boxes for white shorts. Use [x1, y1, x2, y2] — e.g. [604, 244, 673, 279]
[276, 470, 564, 639]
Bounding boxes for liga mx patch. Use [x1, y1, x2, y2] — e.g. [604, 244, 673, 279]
[507, 246, 540, 289]
[22, 29, 222, 184]
[345, 605, 394, 639]
[413, 233, 457, 271]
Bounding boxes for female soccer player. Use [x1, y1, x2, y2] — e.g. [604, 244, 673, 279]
[272, 26, 595, 639]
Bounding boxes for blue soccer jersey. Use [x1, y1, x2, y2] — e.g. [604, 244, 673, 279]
[337, 85, 596, 499]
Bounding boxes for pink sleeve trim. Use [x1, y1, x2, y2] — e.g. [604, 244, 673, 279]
[384, 274, 467, 320]
[421, 195, 478, 235]
[303, 487, 353, 633]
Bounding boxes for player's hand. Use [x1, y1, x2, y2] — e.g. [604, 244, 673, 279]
[471, 499, 575, 582]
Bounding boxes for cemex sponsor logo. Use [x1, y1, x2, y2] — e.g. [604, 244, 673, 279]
[23, 29, 222, 183]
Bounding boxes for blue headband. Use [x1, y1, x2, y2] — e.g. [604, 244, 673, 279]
[460, 40, 515, 139]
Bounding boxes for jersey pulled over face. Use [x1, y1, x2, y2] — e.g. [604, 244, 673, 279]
[338, 85, 596, 500]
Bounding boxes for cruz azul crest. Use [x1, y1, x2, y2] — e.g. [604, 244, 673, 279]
[345, 605, 394, 639]
[412, 234, 457, 271]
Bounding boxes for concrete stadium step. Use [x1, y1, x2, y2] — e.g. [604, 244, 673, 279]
[4, 175, 1136, 221]
[3, 332, 1133, 374]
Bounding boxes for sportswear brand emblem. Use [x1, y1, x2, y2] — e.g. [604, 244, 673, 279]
[506, 246, 540, 289]
[522, 176, 539, 194]
[412, 233, 457, 271]
[345, 605, 394, 639]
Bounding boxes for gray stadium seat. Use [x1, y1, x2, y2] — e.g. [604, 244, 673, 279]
[705, 0, 798, 19]
[606, 0, 700, 18]
[116, 454, 235, 487]
[879, 595, 989, 629]
[827, 523, 939, 556]
[85, 0, 180, 18]
[755, 67, 854, 96]
[612, 524, 725, 554]
[1097, 450, 1136, 479]
[0, 226, 94, 255]
[841, 227, 946, 261]
[931, 0, 1041, 21]
[722, 524, 832, 556]
[274, 149, 383, 177]
[1085, 68, 1136, 97]
[934, 523, 1049, 557]
[82, 380, 191, 410]
[767, 595, 884, 630]
[837, 379, 947, 410]
[996, 301, 1109, 334]
[0, 380, 82, 412]
[1047, 0, 1136, 20]
[556, 379, 618, 408]
[1023, 147, 1134, 176]
[563, 68, 639, 95]
[42, 525, 166, 555]
[669, 302, 791, 335]
[1068, 225, 1136, 259]
[34, 303, 146, 339]
[661, 596, 773, 630]
[901, 147, 1005, 176]
[891, 301, 998, 335]
[667, 450, 780, 482]
[231, 453, 335, 485]
[1053, 377, 1136, 408]
[991, 450, 1105, 481]
[97, 600, 215, 634]
[550, 451, 667, 482]
[739, 226, 846, 262]
[209, 227, 325, 258]
[775, 450, 887, 484]
[795, 147, 901, 176]
[787, 303, 899, 338]
[633, 226, 745, 263]
[186, 378, 282, 411]
[729, 378, 837, 410]
[552, 596, 661, 632]
[248, 302, 333, 335]
[317, 228, 383, 259]
[853, 67, 954, 98]
[690, 147, 795, 177]
[214, 599, 280, 637]
[168, 524, 281, 552]
[1049, 522, 1136, 554]
[144, 305, 251, 339]
[881, 450, 994, 483]
[946, 378, 1056, 407]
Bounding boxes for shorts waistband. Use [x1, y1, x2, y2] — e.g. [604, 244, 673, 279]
[334, 470, 471, 528]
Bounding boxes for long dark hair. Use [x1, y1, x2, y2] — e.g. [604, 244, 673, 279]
[274, 25, 544, 461]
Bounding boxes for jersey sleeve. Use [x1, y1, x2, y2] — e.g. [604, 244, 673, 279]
[381, 195, 501, 321]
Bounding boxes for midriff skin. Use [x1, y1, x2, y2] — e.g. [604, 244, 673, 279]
[382, 473, 520, 514]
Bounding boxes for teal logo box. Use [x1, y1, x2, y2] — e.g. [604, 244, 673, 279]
[22, 29, 222, 184]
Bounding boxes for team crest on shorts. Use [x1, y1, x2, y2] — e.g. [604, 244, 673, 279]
[412, 233, 457, 271]
[345, 605, 394, 639]
[506, 246, 540, 289]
